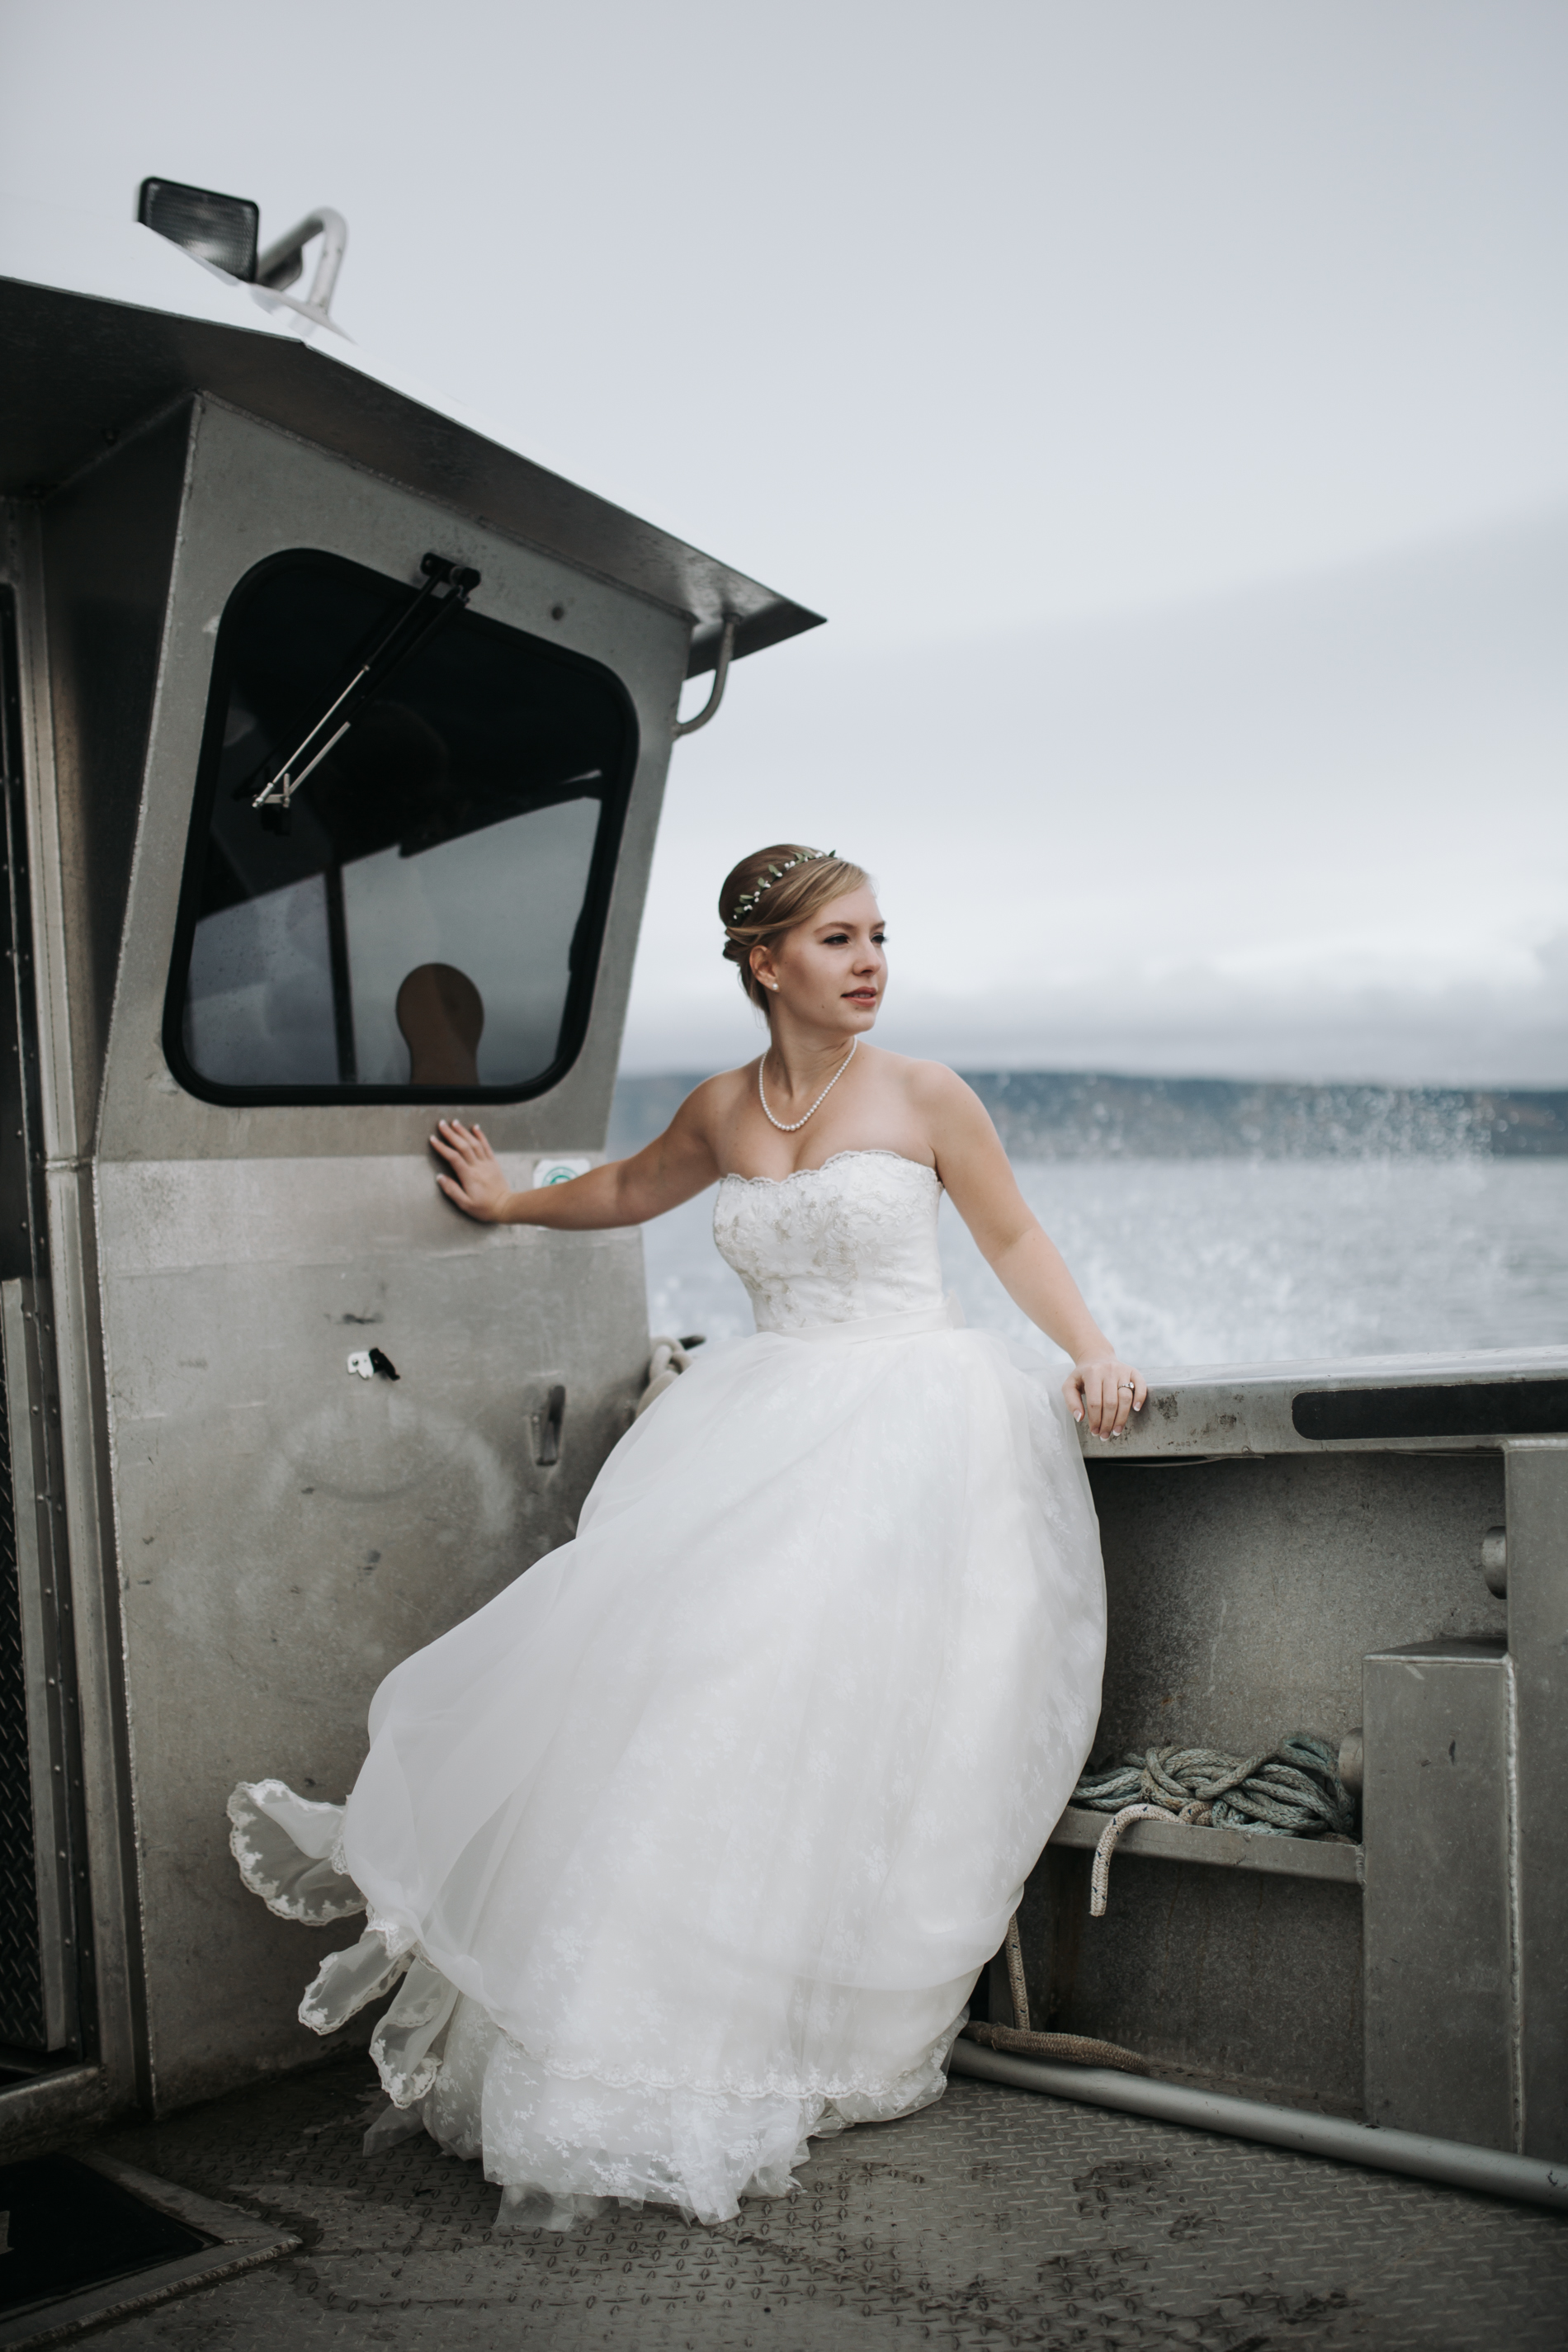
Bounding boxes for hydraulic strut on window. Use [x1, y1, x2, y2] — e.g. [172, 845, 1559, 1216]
[248, 551, 480, 829]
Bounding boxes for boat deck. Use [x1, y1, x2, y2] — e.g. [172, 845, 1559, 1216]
[64, 2050, 1568, 2350]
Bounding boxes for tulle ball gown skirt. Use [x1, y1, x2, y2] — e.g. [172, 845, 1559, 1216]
[229, 1169, 1105, 2229]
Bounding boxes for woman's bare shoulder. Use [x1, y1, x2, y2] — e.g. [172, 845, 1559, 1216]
[668, 1062, 757, 1137]
[871, 1050, 985, 1118]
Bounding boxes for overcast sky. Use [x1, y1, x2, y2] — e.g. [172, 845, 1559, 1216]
[6, 1, 1566, 1084]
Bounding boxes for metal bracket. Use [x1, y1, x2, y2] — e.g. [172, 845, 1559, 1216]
[256, 208, 348, 325]
[673, 617, 736, 739]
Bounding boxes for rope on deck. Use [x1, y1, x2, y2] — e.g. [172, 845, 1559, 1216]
[1070, 1735, 1357, 1917]
[1089, 1804, 1179, 1917]
[968, 1736, 1358, 2077]
[960, 1907, 1150, 2075]
[961, 2019, 1150, 2074]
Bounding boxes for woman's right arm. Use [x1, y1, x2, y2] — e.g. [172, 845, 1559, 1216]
[428, 1088, 723, 1230]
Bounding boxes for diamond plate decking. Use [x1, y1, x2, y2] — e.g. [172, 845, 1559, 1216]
[71, 2052, 1567, 2350]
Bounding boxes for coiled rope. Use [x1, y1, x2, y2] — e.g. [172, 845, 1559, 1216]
[1070, 1735, 1357, 1917]
[961, 1732, 1360, 2077]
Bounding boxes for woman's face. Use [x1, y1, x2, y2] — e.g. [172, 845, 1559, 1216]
[753, 886, 887, 1032]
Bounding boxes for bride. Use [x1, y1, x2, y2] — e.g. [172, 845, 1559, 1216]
[228, 844, 1142, 2232]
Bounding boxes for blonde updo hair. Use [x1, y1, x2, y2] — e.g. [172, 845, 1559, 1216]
[720, 844, 872, 1014]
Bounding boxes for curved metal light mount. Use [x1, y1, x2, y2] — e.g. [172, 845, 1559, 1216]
[257, 208, 348, 324]
[673, 616, 736, 738]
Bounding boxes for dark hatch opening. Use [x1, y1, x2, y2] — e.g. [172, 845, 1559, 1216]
[164, 550, 638, 1104]
[0, 2155, 210, 2319]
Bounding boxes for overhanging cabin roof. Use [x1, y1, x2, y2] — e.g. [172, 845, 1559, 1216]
[0, 202, 823, 677]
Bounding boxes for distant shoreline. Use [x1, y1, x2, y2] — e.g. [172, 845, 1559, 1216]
[608, 1070, 1568, 1160]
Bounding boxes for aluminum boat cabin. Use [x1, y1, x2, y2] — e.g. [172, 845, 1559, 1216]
[0, 182, 819, 2154]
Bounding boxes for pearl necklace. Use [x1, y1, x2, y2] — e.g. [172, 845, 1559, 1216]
[758, 1036, 858, 1132]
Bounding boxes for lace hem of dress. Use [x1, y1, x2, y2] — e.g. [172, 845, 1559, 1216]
[232, 1776, 963, 2230]
[227, 1779, 365, 1926]
[303, 1910, 959, 2104]
[364, 1972, 958, 2231]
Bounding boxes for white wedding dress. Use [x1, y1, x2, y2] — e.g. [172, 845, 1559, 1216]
[229, 1151, 1105, 2229]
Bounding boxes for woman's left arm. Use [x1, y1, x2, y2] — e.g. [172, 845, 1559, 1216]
[918, 1065, 1146, 1439]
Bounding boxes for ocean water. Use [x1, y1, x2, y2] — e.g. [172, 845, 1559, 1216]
[642, 1157, 1568, 1368]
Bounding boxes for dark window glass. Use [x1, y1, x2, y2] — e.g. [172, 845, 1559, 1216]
[165, 551, 637, 1102]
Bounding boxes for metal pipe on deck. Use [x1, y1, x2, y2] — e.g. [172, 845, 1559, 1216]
[948, 2038, 1568, 2213]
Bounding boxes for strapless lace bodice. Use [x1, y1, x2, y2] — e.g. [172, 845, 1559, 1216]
[712, 1150, 942, 1334]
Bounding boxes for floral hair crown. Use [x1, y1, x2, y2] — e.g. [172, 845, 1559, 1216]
[728, 849, 837, 927]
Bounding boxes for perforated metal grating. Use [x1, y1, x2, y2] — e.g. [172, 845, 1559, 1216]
[0, 1336, 44, 2052]
[87, 2052, 1568, 2349]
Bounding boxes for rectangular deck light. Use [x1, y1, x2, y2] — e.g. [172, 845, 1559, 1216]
[136, 178, 259, 281]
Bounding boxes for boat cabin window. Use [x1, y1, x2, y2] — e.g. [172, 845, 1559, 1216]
[165, 550, 636, 1102]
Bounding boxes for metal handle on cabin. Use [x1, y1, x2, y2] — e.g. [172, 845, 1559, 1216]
[532, 1385, 565, 1467]
[673, 617, 736, 738]
[1481, 1525, 1507, 1597]
[257, 208, 348, 319]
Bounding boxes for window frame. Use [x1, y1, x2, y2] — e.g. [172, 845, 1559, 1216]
[161, 548, 641, 1108]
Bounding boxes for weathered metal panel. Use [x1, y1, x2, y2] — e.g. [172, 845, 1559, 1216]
[1088, 1452, 1506, 1759]
[1035, 1451, 1512, 2113]
[1504, 1438, 1568, 2160]
[35, 407, 194, 1150]
[1023, 1846, 1365, 2115]
[1100, 1348, 1568, 1460]
[96, 1155, 649, 2107]
[1362, 1639, 1514, 2149]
